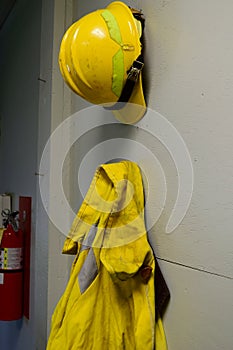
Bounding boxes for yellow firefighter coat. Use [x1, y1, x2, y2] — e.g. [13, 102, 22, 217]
[47, 161, 168, 350]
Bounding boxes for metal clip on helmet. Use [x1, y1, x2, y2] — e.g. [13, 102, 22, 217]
[59, 1, 146, 124]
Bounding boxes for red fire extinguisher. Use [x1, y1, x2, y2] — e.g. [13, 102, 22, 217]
[0, 210, 24, 321]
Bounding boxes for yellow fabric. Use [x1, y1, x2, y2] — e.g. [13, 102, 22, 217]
[47, 161, 167, 350]
[0, 228, 4, 244]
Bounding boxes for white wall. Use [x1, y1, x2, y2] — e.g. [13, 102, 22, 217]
[35, 0, 54, 348]
[44, 0, 77, 335]
[52, 0, 233, 349]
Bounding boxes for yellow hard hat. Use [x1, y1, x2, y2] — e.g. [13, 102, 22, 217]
[59, 1, 146, 124]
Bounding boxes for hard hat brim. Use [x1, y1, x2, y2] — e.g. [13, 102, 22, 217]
[110, 74, 146, 124]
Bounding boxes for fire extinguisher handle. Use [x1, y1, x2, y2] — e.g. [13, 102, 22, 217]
[1, 210, 19, 231]
[1, 208, 11, 217]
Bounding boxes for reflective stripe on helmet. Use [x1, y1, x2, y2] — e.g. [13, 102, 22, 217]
[101, 10, 122, 45]
[101, 10, 124, 97]
[112, 49, 124, 97]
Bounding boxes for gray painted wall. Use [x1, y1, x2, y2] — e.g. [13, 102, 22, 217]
[0, 0, 42, 349]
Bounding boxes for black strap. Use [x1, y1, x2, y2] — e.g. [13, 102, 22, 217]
[154, 257, 170, 320]
[104, 10, 145, 111]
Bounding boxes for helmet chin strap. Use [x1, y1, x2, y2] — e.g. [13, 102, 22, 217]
[104, 9, 145, 111]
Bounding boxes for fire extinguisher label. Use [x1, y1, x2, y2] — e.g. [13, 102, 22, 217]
[0, 273, 4, 284]
[0, 248, 23, 270]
